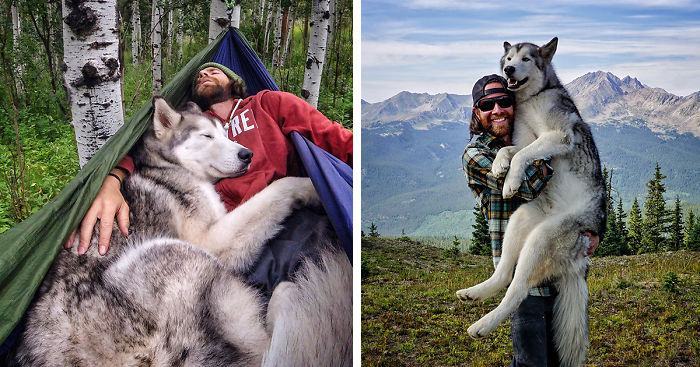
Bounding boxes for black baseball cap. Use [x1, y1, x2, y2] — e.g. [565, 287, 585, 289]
[471, 74, 513, 105]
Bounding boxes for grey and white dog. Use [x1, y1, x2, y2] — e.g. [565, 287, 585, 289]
[456, 38, 606, 367]
[14, 98, 352, 366]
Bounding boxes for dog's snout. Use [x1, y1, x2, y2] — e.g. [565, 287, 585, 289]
[504, 66, 515, 76]
[238, 149, 253, 163]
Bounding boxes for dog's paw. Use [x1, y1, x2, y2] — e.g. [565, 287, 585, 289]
[467, 316, 499, 339]
[501, 172, 521, 199]
[290, 177, 321, 207]
[490, 156, 510, 177]
[456, 284, 491, 301]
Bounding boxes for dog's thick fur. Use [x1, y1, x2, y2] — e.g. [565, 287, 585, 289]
[456, 38, 606, 367]
[14, 98, 352, 366]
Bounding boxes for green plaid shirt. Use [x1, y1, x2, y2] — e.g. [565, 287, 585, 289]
[463, 133, 554, 296]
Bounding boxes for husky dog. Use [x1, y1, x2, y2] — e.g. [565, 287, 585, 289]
[15, 98, 352, 366]
[456, 38, 606, 366]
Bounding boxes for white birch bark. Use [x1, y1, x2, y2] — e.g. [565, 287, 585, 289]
[230, 4, 241, 29]
[11, 1, 24, 94]
[176, 8, 183, 61]
[258, 0, 266, 26]
[166, 3, 173, 58]
[301, 0, 331, 108]
[131, 0, 141, 63]
[208, 0, 240, 41]
[61, 0, 125, 167]
[151, 0, 163, 93]
[263, 0, 276, 54]
[271, 5, 283, 67]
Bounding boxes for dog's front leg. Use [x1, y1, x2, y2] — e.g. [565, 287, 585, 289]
[501, 130, 572, 198]
[202, 177, 320, 272]
[491, 146, 520, 177]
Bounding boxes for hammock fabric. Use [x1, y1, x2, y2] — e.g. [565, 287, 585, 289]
[0, 28, 352, 347]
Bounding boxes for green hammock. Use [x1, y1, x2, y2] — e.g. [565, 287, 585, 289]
[0, 32, 225, 344]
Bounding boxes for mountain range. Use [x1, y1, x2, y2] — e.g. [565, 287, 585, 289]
[361, 72, 700, 236]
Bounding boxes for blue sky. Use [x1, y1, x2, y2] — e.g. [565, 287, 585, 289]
[361, 0, 700, 102]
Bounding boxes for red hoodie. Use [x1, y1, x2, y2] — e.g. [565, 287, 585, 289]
[119, 90, 353, 211]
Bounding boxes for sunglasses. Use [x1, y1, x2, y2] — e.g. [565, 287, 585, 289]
[477, 96, 514, 111]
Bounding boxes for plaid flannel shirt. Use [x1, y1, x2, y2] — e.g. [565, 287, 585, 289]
[463, 133, 554, 296]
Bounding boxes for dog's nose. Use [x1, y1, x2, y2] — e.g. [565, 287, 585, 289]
[238, 149, 253, 163]
[504, 66, 515, 76]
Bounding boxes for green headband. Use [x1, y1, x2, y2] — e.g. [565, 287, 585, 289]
[193, 62, 245, 92]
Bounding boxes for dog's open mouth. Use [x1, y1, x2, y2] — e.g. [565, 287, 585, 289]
[507, 77, 528, 90]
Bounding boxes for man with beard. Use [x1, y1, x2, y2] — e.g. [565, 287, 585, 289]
[69, 63, 352, 280]
[460, 75, 597, 366]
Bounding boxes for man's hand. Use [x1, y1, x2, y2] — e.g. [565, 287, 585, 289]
[64, 173, 130, 255]
[582, 231, 599, 257]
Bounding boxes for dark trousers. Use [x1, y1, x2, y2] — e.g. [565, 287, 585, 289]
[510, 292, 559, 367]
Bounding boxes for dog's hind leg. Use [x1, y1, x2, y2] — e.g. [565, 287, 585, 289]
[467, 214, 575, 338]
[262, 249, 352, 367]
[457, 203, 543, 301]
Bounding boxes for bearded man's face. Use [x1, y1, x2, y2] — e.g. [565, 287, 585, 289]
[193, 67, 233, 109]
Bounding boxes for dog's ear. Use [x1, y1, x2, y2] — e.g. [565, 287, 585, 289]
[503, 41, 512, 52]
[539, 37, 558, 62]
[153, 97, 182, 139]
[185, 101, 203, 114]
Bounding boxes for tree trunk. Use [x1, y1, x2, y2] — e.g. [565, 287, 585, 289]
[131, 0, 141, 63]
[61, 0, 125, 167]
[263, 0, 275, 56]
[11, 1, 24, 95]
[301, 0, 331, 108]
[280, 11, 295, 67]
[176, 8, 183, 62]
[231, 3, 241, 29]
[271, 4, 283, 67]
[166, 3, 173, 59]
[208, 0, 239, 42]
[152, 0, 163, 92]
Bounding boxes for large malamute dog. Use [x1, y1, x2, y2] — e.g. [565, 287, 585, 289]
[14, 98, 352, 366]
[456, 38, 606, 366]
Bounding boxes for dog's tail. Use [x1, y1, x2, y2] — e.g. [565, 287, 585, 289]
[553, 259, 589, 367]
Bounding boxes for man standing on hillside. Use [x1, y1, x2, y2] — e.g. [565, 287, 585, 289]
[458, 74, 598, 366]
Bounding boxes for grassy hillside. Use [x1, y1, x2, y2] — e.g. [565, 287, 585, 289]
[361, 237, 700, 366]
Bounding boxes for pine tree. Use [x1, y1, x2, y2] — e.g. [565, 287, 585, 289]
[628, 197, 643, 254]
[669, 196, 683, 251]
[470, 205, 490, 256]
[368, 222, 379, 238]
[616, 198, 629, 255]
[685, 210, 700, 251]
[640, 163, 668, 253]
[598, 167, 621, 256]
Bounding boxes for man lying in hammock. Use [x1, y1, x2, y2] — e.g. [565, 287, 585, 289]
[66, 62, 353, 295]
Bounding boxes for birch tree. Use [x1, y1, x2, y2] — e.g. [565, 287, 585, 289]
[11, 1, 23, 95]
[166, 3, 174, 59]
[271, 4, 283, 67]
[152, 0, 163, 93]
[131, 0, 141, 64]
[209, 0, 241, 43]
[176, 8, 183, 62]
[61, 0, 125, 167]
[301, 0, 331, 107]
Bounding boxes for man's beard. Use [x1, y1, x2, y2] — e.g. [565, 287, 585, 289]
[192, 81, 232, 110]
[487, 113, 512, 138]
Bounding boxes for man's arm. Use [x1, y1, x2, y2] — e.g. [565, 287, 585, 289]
[463, 146, 552, 201]
[64, 157, 132, 255]
[260, 91, 353, 164]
